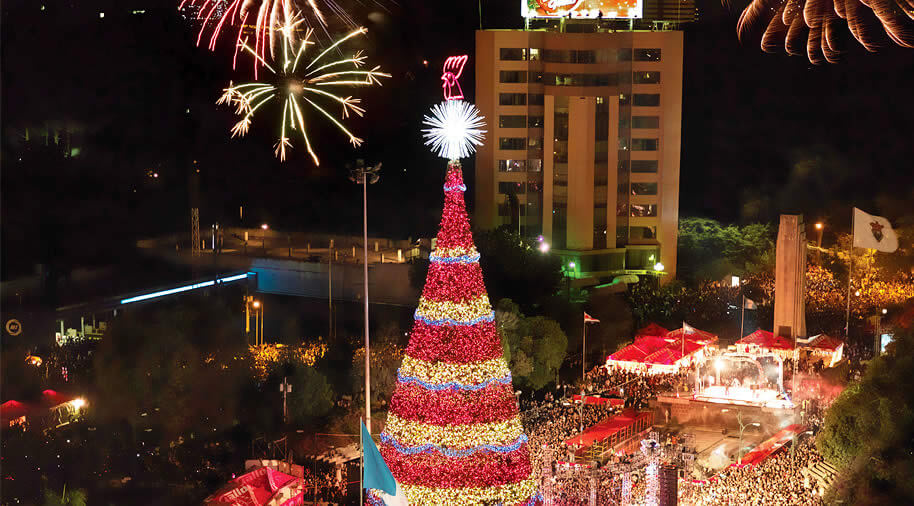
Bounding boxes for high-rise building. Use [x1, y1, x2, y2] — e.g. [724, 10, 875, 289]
[475, 25, 683, 280]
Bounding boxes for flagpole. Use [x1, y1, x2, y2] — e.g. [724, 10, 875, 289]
[740, 295, 745, 339]
[360, 421, 364, 506]
[845, 209, 855, 339]
[582, 314, 586, 386]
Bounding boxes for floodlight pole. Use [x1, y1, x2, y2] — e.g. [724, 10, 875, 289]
[362, 171, 371, 434]
[351, 162, 381, 434]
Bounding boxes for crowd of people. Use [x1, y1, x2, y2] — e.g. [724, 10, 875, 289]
[681, 438, 826, 506]
[515, 354, 847, 505]
[578, 366, 689, 409]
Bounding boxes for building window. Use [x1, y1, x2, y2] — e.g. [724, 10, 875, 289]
[498, 203, 525, 217]
[498, 182, 526, 194]
[633, 71, 660, 84]
[632, 116, 660, 129]
[530, 72, 544, 84]
[631, 160, 659, 173]
[631, 182, 658, 195]
[528, 93, 544, 106]
[527, 159, 543, 172]
[500, 70, 527, 83]
[499, 93, 527, 106]
[633, 94, 660, 107]
[498, 160, 527, 172]
[500, 48, 526, 61]
[542, 49, 569, 63]
[528, 48, 541, 61]
[630, 226, 657, 240]
[499, 115, 527, 128]
[630, 204, 658, 217]
[543, 73, 616, 87]
[499, 137, 527, 150]
[528, 116, 544, 128]
[617, 48, 633, 61]
[634, 49, 661, 61]
[632, 138, 659, 151]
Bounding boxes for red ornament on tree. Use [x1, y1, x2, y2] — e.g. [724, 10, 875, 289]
[368, 161, 540, 505]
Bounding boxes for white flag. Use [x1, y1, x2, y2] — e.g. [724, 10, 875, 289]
[743, 298, 757, 310]
[683, 322, 695, 334]
[853, 208, 898, 252]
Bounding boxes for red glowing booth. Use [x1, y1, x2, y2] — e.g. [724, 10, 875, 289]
[736, 330, 796, 358]
[605, 325, 718, 374]
[204, 466, 304, 506]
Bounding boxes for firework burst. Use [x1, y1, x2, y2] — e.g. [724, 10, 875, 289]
[731, 0, 914, 63]
[179, 0, 363, 73]
[218, 19, 389, 164]
[422, 100, 486, 161]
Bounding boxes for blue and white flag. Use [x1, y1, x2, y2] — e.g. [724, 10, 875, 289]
[362, 421, 407, 505]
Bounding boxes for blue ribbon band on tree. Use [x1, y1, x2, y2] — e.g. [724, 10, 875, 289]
[443, 183, 467, 192]
[380, 433, 528, 457]
[522, 493, 545, 505]
[414, 312, 495, 326]
[428, 252, 481, 264]
[396, 371, 512, 391]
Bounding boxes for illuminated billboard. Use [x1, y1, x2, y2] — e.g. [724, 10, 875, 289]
[522, 0, 643, 19]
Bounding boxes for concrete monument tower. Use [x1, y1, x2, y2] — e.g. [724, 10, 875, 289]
[774, 214, 807, 339]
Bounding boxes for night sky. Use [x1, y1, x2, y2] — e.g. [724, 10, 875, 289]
[2, 0, 913, 279]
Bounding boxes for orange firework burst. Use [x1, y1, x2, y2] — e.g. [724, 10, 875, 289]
[731, 0, 914, 63]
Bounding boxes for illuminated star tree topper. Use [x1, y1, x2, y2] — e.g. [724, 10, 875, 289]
[421, 100, 487, 161]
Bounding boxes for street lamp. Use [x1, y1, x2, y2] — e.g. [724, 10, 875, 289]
[251, 300, 263, 345]
[653, 262, 664, 272]
[349, 160, 381, 434]
[814, 222, 824, 264]
[538, 241, 550, 253]
[722, 409, 760, 464]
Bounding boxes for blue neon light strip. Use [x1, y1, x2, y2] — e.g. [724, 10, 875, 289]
[397, 371, 512, 391]
[380, 433, 527, 457]
[443, 183, 467, 192]
[429, 253, 480, 264]
[120, 273, 250, 304]
[414, 311, 494, 326]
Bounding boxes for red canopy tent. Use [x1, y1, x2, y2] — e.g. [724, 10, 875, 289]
[736, 330, 796, 356]
[1, 400, 30, 427]
[666, 326, 718, 344]
[204, 467, 302, 506]
[607, 325, 718, 373]
[803, 334, 844, 367]
[636, 323, 669, 337]
[564, 409, 653, 460]
[731, 424, 806, 468]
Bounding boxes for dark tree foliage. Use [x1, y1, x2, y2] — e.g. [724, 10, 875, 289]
[495, 299, 568, 391]
[409, 228, 563, 311]
[92, 294, 251, 445]
[818, 330, 914, 504]
[677, 217, 775, 282]
[475, 228, 564, 311]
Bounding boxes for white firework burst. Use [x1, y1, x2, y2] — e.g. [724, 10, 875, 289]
[421, 100, 486, 161]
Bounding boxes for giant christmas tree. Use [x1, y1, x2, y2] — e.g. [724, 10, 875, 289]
[368, 160, 540, 505]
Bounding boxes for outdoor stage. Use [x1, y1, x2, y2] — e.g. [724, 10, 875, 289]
[692, 385, 795, 410]
[650, 392, 798, 432]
